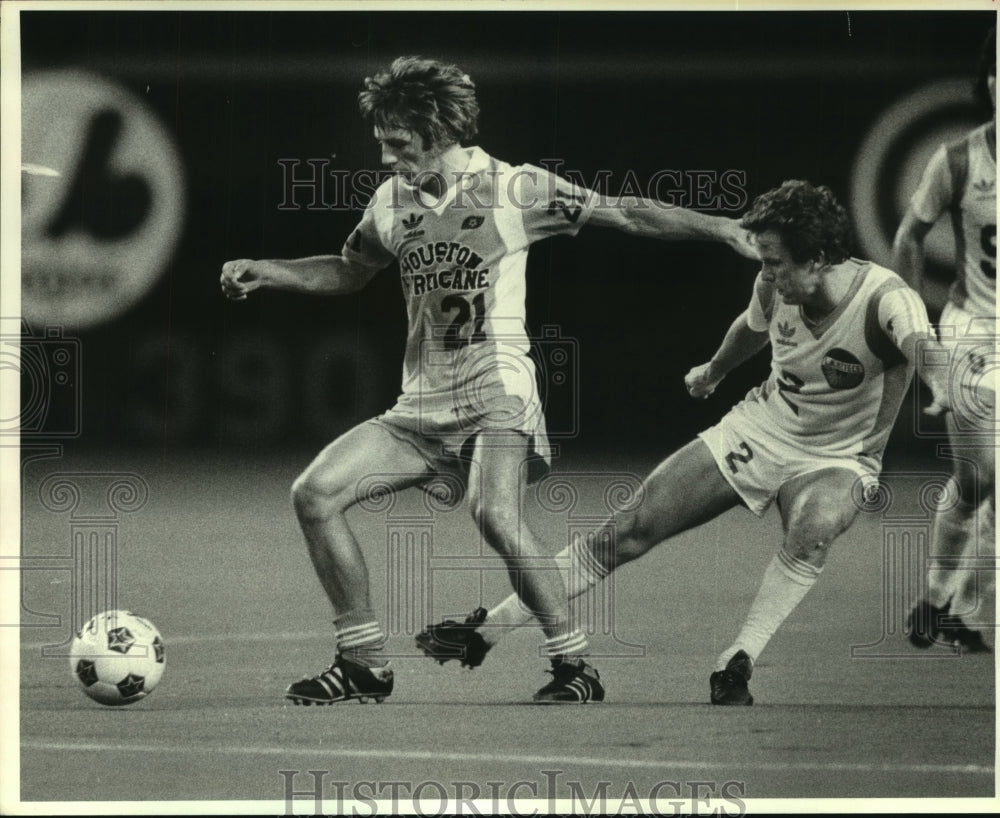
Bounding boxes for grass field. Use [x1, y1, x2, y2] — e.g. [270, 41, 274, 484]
[10, 449, 997, 813]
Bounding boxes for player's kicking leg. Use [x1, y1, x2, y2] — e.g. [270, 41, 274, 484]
[710, 467, 860, 706]
[285, 420, 430, 705]
[417, 438, 741, 687]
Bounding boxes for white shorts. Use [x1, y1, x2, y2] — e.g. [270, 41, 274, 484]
[698, 402, 880, 516]
[373, 380, 553, 493]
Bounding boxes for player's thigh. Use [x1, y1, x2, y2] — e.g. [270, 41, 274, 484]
[293, 420, 433, 513]
[617, 438, 741, 552]
[466, 431, 532, 524]
[777, 467, 860, 551]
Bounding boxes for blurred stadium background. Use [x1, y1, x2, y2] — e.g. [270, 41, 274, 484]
[17, 9, 996, 460]
[12, 7, 997, 810]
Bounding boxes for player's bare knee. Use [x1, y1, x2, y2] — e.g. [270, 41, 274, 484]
[784, 511, 849, 564]
[290, 472, 348, 523]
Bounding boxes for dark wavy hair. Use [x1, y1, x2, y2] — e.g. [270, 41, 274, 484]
[740, 180, 853, 265]
[358, 56, 479, 150]
[975, 26, 996, 115]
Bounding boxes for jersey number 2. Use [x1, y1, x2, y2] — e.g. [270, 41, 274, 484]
[442, 292, 486, 350]
[725, 442, 754, 474]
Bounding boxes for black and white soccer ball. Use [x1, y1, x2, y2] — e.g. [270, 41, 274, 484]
[69, 610, 165, 706]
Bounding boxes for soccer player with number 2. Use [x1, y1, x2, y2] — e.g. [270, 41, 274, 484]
[220, 56, 754, 705]
[419, 180, 955, 705]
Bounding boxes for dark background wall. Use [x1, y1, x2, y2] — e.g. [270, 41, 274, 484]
[18, 9, 995, 460]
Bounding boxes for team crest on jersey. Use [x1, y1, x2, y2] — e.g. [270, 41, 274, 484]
[821, 348, 865, 389]
[461, 215, 485, 230]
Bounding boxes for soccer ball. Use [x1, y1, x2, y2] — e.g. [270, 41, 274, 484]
[69, 610, 165, 706]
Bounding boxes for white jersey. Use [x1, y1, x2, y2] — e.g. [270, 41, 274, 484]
[743, 260, 929, 465]
[341, 146, 596, 439]
[910, 122, 997, 317]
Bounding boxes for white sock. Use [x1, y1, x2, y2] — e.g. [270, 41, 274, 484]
[543, 629, 589, 663]
[333, 609, 387, 666]
[482, 535, 610, 646]
[715, 550, 822, 671]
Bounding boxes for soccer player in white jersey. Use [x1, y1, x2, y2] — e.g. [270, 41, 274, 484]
[419, 180, 953, 705]
[893, 27, 996, 654]
[220, 56, 754, 705]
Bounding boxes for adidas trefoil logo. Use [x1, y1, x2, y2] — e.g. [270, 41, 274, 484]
[402, 213, 424, 229]
[776, 320, 798, 347]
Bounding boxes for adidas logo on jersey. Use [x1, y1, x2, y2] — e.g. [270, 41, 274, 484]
[775, 320, 798, 347]
[402, 212, 426, 240]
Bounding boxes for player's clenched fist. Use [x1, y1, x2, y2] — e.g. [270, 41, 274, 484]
[684, 361, 723, 399]
[220, 259, 263, 301]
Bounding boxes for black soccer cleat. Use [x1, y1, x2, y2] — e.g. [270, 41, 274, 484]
[415, 607, 492, 669]
[285, 653, 394, 705]
[709, 650, 754, 706]
[945, 622, 993, 654]
[906, 599, 948, 649]
[533, 658, 605, 704]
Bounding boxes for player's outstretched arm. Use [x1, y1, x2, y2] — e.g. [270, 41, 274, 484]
[587, 201, 758, 260]
[898, 330, 955, 417]
[685, 310, 770, 399]
[220, 255, 377, 301]
[891, 207, 934, 293]
[879, 286, 955, 415]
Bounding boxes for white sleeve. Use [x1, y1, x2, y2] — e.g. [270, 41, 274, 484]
[877, 286, 931, 349]
[514, 164, 598, 244]
[909, 144, 952, 226]
[746, 273, 775, 332]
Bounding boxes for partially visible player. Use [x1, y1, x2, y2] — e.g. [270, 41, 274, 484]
[221, 56, 755, 706]
[893, 27, 996, 653]
[418, 180, 953, 704]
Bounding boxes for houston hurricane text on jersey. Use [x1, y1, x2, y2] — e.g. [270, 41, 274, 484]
[399, 241, 490, 296]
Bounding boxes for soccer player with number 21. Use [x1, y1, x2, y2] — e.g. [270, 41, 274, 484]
[220, 56, 755, 705]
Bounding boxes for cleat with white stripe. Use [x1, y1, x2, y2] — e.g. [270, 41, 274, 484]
[532, 658, 604, 704]
[285, 653, 394, 705]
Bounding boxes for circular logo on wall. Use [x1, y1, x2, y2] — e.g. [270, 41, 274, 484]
[849, 79, 980, 299]
[21, 70, 185, 330]
[821, 348, 865, 390]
